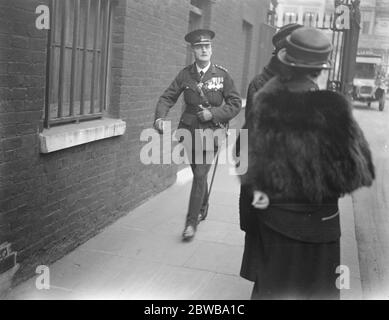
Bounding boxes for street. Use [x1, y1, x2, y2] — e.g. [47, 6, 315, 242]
[351, 98, 389, 299]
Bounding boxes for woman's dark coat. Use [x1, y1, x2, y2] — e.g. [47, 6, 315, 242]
[239, 76, 375, 242]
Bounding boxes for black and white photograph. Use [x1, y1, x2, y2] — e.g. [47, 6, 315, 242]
[0, 0, 389, 304]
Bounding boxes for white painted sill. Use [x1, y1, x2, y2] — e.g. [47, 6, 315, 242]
[39, 118, 126, 153]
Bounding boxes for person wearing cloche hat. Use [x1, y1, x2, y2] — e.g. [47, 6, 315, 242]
[277, 27, 333, 70]
[239, 27, 375, 300]
[236, 23, 303, 286]
[237, 22, 303, 213]
[244, 23, 303, 119]
[234, 23, 303, 171]
[153, 29, 241, 241]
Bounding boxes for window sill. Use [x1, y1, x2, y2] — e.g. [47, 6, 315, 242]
[39, 118, 126, 153]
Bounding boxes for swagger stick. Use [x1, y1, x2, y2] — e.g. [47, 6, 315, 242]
[202, 123, 229, 219]
[196, 77, 229, 220]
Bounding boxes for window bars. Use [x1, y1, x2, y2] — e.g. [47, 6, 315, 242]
[44, 0, 113, 128]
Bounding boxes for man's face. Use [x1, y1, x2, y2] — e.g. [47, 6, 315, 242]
[192, 43, 212, 64]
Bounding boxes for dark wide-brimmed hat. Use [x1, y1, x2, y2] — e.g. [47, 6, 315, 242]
[272, 23, 303, 50]
[185, 29, 215, 45]
[278, 27, 333, 69]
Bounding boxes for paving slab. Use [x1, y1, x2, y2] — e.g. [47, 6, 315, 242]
[116, 265, 216, 300]
[183, 241, 244, 276]
[79, 226, 201, 267]
[191, 273, 252, 300]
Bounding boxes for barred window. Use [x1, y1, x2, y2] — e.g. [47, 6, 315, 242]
[360, 11, 373, 35]
[283, 12, 297, 24]
[44, 0, 113, 128]
[303, 12, 317, 27]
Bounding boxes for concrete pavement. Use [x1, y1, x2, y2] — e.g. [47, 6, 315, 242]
[4, 120, 363, 300]
[5, 150, 253, 300]
[347, 104, 389, 299]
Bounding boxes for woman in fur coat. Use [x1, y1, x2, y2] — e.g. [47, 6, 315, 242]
[239, 27, 375, 300]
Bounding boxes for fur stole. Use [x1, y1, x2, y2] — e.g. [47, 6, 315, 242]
[241, 81, 375, 203]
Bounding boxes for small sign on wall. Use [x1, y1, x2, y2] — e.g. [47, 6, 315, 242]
[0, 243, 17, 274]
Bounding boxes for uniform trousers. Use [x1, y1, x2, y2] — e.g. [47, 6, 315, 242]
[241, 218, 340, 300]
[185, 149, 216, 229]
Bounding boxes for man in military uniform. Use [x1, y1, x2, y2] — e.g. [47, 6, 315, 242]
[154, 29, 241, 241]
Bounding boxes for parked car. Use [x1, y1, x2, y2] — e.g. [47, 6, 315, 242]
[352, 54, 386, 111]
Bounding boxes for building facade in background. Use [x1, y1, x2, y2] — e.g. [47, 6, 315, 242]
[359, 0, 389, 73]
[0, 0, 271, 286]
[275, 0, 389, 74]
[275, 0, 334, 27]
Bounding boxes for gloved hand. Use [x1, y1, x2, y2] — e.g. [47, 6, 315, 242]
[197, 108, 213, 122]
[154, 118, 165, 134]
[251, 190, 269, 209]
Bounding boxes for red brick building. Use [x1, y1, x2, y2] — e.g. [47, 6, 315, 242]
[0, 0, 272, 286]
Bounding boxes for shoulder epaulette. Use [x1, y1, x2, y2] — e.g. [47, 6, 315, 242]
[215, 64, 228, 72]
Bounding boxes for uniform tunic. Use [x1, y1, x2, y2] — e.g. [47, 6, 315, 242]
[155, 62, 241, 129]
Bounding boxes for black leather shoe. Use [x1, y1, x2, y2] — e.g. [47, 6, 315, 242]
[182, 225, 195, 241]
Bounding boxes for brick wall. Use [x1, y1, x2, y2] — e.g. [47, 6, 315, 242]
[0, 0, 271, 286]
[209, 0, 271, 97]
[1, 0, 48, 256]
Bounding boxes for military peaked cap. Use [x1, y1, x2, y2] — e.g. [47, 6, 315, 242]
[185, 29, 215, 45]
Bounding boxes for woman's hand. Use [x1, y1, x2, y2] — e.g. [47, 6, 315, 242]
[251, 190, 269, 209]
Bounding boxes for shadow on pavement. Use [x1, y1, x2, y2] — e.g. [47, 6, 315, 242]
[352, 102, 381, 112]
